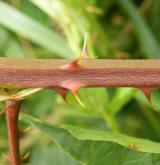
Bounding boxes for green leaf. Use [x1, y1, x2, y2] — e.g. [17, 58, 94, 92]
[0, 1, 73, 58]
[28, 145, 80, 165]
[66, 88, 119, 131]
[0, 27, 9, 51]
[22, 114, 160, 165]
[149, 0, 160, 43]
[4, 39, 27, 58]
[0, 26, 30, 58]
[117, 0, 160, 59]
[26, 89, 57, 117]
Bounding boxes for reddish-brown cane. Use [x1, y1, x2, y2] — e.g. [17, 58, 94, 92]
[6, 100, 21, 165]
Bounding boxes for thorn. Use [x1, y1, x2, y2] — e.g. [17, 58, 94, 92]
[140, 87, 154, 104]
[21, 126, 31, 133]
[52, 87, 68, 102]
[140, 87, 156, 110]
[21, 151, 30, 163]
[0, 101, 17, 116]
[0, 108, 7, 116]
[60, 60, 82, 70]
[61, 32, 90, 71]
[0, 151, 9, 161]
[73, 92, 86, 108]
[0, 150, 30, 163]
[81, 32, 89, 58]
[19, 126, 31, 138]
[60, 80, 84, 94]
[60, 81, 86, 108]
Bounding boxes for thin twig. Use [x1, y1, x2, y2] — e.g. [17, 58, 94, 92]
[5, 100, 21, 165]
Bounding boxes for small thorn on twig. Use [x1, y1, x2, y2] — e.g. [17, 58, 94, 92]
[0, 101, 17, 116]
[0, 150, 9, 161]
[140, 87, 154, 104]
[52, 87, 68, 102]
[60, 81, 86, 108]
[21, 151, 30, 163]
[61, 33, 90, 71]
[81, 32, 89, 59]
[60, 60, 82, 70]
[0, 108, 7, 116]
[72, 92, 86, 108]
[140, 87, 156, 110]
[19, 126, 31, 138]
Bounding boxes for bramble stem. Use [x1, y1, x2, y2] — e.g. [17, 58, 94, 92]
[6, 100, 21, 165]
[0, 58, 160, 88]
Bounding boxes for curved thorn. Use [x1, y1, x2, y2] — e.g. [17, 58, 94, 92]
[21, 151, 30, 163]
[140, 87, 154, 104]
[72, 92, 86, 108]
[52, 87, 68, 102]
[60, 81, 85, 108]
[140, 87, 157, 110]
[0, 151, 9, 161]
[60, 81, 85, 94]
[0, 108, 7, 116]
[19, 126, 31, 138]
[21, 126, 31, 133]
[0, 101, 17, 116]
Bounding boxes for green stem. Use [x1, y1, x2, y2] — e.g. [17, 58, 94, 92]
[101, 112, 120, 132]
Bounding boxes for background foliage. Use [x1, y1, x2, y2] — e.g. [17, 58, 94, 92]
[0, 0, 160, 164]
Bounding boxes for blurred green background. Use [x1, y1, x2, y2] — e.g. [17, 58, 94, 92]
[0, 0, 160, 164]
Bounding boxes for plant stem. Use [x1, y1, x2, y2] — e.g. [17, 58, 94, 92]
[0, 58, 160, 88]
[6, 100, 21, 165]
[101, 112, 120, 132]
